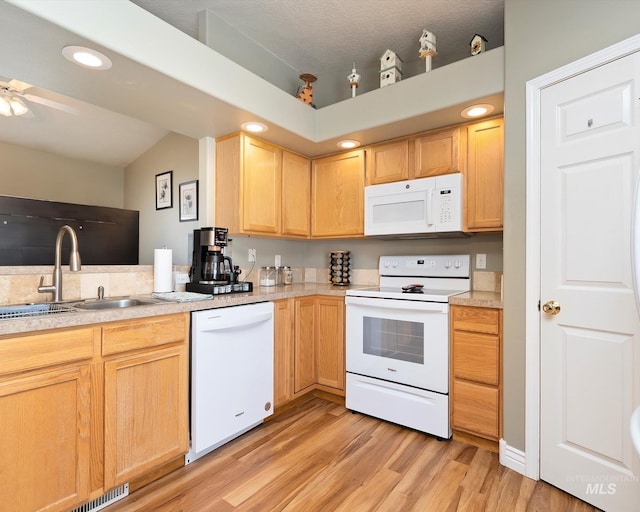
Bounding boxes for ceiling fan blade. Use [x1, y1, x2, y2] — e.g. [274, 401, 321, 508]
[21, 93, 79, 115]
[7, 79, 32, 93]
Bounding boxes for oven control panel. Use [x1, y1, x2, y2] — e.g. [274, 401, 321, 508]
[379, 254, 470, 278]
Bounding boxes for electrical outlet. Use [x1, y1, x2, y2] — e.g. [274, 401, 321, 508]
[248, 248, 256, 262]
[174, 272, 190, 284]
[476, 253, 487, 269]
[275, 254, 281, 267]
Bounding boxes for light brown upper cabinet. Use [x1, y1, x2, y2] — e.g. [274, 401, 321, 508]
[413, 126, 466, 178]
[465, 117, 504, 231]
[281, 150, 312, 237]
[366, 139, 410, 185]
[216, 133, 310, 238]
[311, 150, 365, 238]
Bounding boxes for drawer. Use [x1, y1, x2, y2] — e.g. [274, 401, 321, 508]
[452, 379, 499, 440]
[451, 306, 500, 334]
[453, 331, 499, 385]
[0, 327, 97, 376]
[103, 314, 187, 356]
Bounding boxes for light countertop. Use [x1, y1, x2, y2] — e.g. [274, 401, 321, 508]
[449, 290, 503, 309]
[0, 283, 503, 337]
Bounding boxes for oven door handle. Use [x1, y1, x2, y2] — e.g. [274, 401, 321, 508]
[345, 296, 448, 313]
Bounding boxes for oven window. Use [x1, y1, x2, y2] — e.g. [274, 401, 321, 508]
[362, 316, 424, 364]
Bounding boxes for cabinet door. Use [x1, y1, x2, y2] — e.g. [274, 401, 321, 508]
[315, 296, 345, 391]
[366, 139, 409, 185]
[241, 136, 282, 234]
[104, 344, 188, 489]
[294, 297, 316, 393]
[452, 379, 500, 440]
[0, 366, 92, 512]
[281, 151, 311, 237]
[453, 331, 500, 386]
[311, 150, 365, 237]
[274, 298, 295, 407]
[413, 127, 465, 178]
[465, 117, 504, 231]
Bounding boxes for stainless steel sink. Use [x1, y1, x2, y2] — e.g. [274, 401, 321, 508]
[72, 297, 162, 310]
[0, 302, 77, 320]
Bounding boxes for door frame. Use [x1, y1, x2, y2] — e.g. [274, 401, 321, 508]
[524, 33, 640, 480]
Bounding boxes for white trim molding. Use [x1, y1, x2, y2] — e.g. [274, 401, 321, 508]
[525, 32, 640, 482]
[500, 439, 526, 476]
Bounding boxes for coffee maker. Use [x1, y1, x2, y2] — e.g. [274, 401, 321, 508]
[187, 227, 251, 295]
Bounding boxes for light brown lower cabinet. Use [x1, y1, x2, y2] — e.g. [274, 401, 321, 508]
[0, 313, 189, 512]
[273, 298, 295, 407]
[103, 314, 189, 489]
[450, 305, 502, 442]
[274, 295, 345, 406]
[315, 296, 345, 391]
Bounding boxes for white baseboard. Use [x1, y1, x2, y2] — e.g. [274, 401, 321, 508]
[499, 438, 527, 476]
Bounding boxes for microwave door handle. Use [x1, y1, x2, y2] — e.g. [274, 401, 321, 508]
[426, 188, 434, 226]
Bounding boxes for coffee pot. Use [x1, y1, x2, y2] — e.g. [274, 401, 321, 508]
[203, 249, 233, 283]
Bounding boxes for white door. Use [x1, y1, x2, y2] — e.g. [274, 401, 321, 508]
[540, 51, 640, 510]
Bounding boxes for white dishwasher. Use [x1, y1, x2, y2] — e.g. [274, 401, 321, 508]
[186, 301, 274, 463]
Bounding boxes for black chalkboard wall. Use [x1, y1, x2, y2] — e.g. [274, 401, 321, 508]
[0, 195, 139, 265]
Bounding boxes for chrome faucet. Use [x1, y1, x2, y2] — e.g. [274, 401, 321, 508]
[38, 225, 82, 302]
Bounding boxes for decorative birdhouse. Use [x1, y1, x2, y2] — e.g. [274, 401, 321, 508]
[379, 67, 403, 88]
[419, 29, 437, 58]
[380, 49, 403, 73]
[418, 29, 437, 72]
[296, 73, 317, 106]
[347, 64, 360, 98]
[470, 34, 488, 56]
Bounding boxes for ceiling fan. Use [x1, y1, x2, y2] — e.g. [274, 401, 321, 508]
[0, 78, 79, 117]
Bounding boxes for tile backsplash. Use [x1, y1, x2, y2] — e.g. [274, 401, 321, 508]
[0, 266, 503, 305]
[0, 265, 363, 305]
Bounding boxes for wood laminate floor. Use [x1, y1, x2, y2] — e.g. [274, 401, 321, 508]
[108, 396, 601, 512]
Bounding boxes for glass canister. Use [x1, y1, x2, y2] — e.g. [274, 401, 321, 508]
[282, 265, 293, 285]
[259, 266, 277, 286]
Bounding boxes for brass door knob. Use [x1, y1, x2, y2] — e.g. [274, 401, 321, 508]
[542, 300, 561, 315]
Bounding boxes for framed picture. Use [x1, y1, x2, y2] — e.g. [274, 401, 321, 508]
[179, 179, 199, 222]
[155, 171, 173, 210]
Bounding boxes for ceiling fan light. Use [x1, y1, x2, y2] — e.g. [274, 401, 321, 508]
[0, 96, 11, 117]
[9, 96, 28, 116]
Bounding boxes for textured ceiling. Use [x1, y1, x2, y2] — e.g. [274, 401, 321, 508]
[131, 0, 504, 75]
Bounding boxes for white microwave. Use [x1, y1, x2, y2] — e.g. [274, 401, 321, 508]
[364, 173, 463, 237]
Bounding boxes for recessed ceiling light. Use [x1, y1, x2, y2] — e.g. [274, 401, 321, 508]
[337, 139, 360, 149]
[461, 104, 495, 118]
[241, 122, 268, 133]
[62, 46, 112, 70]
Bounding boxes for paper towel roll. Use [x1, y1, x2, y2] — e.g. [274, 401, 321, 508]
[154, 248, 173, 293]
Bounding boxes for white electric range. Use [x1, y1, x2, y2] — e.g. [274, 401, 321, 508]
[345, 254, 470, 439]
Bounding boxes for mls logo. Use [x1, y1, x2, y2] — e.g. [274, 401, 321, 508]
[586, 483, 617, 495]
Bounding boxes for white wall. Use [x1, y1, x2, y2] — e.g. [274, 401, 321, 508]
[124, 132, 199, 265]
[503, 0, 640, 451]
[0, 140, 124, 207]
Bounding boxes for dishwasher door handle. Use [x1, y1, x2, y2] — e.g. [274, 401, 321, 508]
[198, 311, 272, 332]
